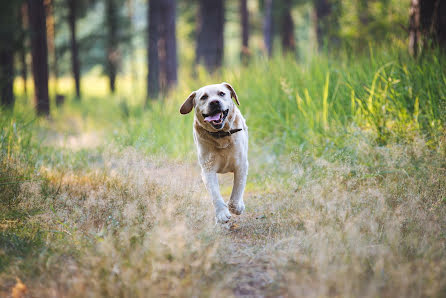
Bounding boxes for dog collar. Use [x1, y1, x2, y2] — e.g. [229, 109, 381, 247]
[206, 128, 243, 139]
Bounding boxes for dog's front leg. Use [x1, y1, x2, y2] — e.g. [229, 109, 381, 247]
[201, 171, 231, 223]
[228, 163, 248, 215]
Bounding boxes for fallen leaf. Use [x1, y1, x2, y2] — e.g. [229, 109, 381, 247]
[12, 278, 28, 298]
[230, 223, 240, 231]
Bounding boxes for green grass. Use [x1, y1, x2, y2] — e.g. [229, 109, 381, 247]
[1, 46, 446, 296]
[95, 45, 445, 159]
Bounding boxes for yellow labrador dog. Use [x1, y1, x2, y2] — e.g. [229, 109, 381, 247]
[180, 82, 248, 223]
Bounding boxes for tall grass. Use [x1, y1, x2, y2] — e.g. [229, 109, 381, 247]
[97, 46, 445, 159]
[0, 109, 37, 208]
[10, 46, 444, 160]
[1, 46, 446, 297]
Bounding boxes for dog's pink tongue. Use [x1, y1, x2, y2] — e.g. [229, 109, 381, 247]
[204, 114, 220, 122]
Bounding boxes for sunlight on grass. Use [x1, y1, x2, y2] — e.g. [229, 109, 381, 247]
[1, 47, 446, 296]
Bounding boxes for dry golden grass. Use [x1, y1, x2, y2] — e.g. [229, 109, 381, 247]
[1, 130, 445, 297]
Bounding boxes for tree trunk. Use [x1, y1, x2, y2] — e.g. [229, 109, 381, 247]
[0, 46, 14, 108]
[281, 0, 295, 54]
[68, 0, 81, 98]
[419, 0, 446, 50]
[314, 0, 330, 50]
[314, 0, 339, 50]
[434, 0, 446, 49]
[106, 0, 118, 93]
[0, 2, 21, 108]
[147, 0, 177, 101]
[409, 0, 420, 56]
[162, 0, 178, 89]
[358, 0, 370, 27]
[20, 3, 28, 97]
[196, 0, 224, 72]
[147, 0, 161, 99]
[27, 0, 50, 115]
[263, 0, 273, 57]
[240, 0, 249, 64]
[127, 0, 137, 94]
[46, 0, 60, 96]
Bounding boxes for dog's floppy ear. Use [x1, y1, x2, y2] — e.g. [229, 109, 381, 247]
[180, 91, 196, 114]
[222, 82, 240, 105]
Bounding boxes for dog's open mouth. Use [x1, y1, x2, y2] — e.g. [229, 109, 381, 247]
[203, 109, 229, 129]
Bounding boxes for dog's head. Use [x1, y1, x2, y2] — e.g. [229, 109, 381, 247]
[180, 82, 240, 130]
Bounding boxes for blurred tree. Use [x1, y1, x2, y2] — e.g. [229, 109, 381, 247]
[314, 0, 340, 50]
[147, 0, 161, 98]
[105, 0, 119, 93]
[240, 0, 250, 64]
[147, 0, 178, 100]
[163, 0, 178, 90]
[357, 0, 370, 27]
[420, 0, 446, 50]
[263, 0, 273, 57]
[126, 0, 137, 93]
[46, 0, 61, 97]
[19, 3, 28, 97]
[67, 0, 81, 97]
[281, 0, 295, 54]
[196, 0, 224, 71]
[0, 2, 20, 108]
[409, 0, 420, 56]
[28, 0, 50, 115]
[409, 0, 446, 55]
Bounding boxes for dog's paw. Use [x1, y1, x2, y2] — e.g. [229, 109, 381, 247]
[215, 208, 231, 223]
[228, 201, 245, 215]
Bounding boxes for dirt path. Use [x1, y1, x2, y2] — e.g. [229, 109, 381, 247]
[14, 128, 445, 297]
[44, 129, 283, 296]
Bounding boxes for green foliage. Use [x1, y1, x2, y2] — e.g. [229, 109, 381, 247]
[105, 47, 445, 158]
[0, 109, 36, 208]
[1, 46, 446, 296]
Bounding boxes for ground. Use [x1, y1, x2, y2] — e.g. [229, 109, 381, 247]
[1, 123, 446, 297]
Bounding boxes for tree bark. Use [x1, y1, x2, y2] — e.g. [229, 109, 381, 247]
[106, 0, 118, 93]
[419, 0, 446, 50]
[314, 0, 339, 50]
[358, 0, 370, 27]
[20, 3, 28, 97]
[68, 0, 81, 98]
[196, 0, 224, 72]
[162, 0, 178, 89]
[409, 0, 420, 56]
[281, 0, 295, 54]
[240, 0, 249, 64]
[263, 0, 273, 57]
[127, 0, 137, 93]
[27, 0, 50, 115]
[147, 0, 161, 99]
[0, 45, 15, 108]
[0, 2, 21, 108]
[46, 0, 60, 96]
[147, 0, 177, 100]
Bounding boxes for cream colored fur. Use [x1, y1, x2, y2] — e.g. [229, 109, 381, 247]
[180, 83, 248, 223]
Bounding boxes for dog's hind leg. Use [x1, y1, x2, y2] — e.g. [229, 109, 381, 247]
[201, 171, 232, 223]
[228, 163, 248, 215]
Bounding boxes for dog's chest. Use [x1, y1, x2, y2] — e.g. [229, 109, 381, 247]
[201, 145, 239, 173]
[194, 134, 245, 173]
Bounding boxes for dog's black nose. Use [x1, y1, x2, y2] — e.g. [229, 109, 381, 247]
[209, 100, 221, 109]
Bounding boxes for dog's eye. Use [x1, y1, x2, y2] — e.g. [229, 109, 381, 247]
[219, 92, 225, 96]
[201, 94, 208, 100]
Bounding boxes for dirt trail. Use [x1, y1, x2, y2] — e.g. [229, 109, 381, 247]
[46, 129, 280, 296]
[31, 129, 446, 297]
